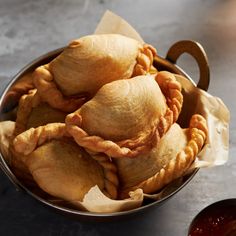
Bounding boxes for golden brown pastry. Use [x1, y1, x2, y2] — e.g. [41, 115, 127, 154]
[0, 121, 34, 186]
[0, 26, 212, 212]
[14, 89, 67, 135]
[24, 139, 105, 202]
[119, 114, 208, 198]
[3, 99, 67, 185]
[13, 34, 157, 137]
[115, 123, 188, 192]
[9, 96, 67, 182]
[0, 121, 15, 162]
[33, 34, 157, 112]
[65, 73, 183, 158]
[13, 123, 119, 200]
[26, 103, 66, 129]
[155, 71, 184, 122]
[1, 72, 34, 112]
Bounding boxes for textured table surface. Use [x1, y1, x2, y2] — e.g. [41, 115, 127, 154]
[0, 0, 235, 235]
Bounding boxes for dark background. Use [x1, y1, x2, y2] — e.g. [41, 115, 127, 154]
[0, 0, 235, 235]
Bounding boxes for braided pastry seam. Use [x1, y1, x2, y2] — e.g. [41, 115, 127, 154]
[13, 123, 69, 155]
[13, 122, 118, 199]
[89, 153, 119, 200]
[65, 105, 175, 159]
[132, 44, 157, 76]
[120, 114, 208, 198]
[156, 71, 183, 122]
[33, 65, 86, 113]
[14, 89, 41, 136]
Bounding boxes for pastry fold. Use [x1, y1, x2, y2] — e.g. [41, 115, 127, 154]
[24, 139, 105, 202]
[33, 34, 157, 112]
[48, 34, 156, 96]
[120, 114, 208, 198]
[65, 74, 183, 158]
[14, 89, 67, 135]
[13, 123, 119, 200]
[115, 123, 188, 191]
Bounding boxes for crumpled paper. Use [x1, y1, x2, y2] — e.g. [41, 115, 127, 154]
[95, 10, 144, 43]
[80, 186, 143, 213]
[175, 75, 230, 168]
[0, 11, 230, 213]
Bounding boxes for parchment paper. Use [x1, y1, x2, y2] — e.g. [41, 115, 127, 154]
[175, 75, 230, 168]
[0, 11, 230, 213]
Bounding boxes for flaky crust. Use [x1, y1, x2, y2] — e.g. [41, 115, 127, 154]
[115, 123, 188, 191]
[2, 72, 34, 112]
[49, 34, 156, 96]
[132, 43, 157, 76]
[13, 123, 119, 199]
[14, 123, 71, 155]
[155, 71, 183, 123]
[32, 34, 156, 112]
[14, 89, 41, 136]
[24, 139, 105, 202]
[65, 75, 170, 158]
[33, 64, 86, 112]
[0, 121, 35, 186]
[14, 89, 68, 136]
[65, 74, 183, 159]
[120, 114, 207, 197]
[89, 153, 119, 199]
[26, 103, 67, 129]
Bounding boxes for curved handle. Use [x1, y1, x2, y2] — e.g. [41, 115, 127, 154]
[166, 40, 210, 91]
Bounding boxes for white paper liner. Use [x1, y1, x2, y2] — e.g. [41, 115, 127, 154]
[175, 75, 230, 169]
[79, 186, 143, 213]
[95, 10, 144, 43]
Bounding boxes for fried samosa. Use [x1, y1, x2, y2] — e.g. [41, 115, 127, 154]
[66, 74, 182, 158]
[118, 114, 208, 198]
[33, 34, 156, 112]
[13, 123, 119, 200]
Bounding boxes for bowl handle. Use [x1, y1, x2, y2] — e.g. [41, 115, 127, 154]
[166, 40, 210, 91]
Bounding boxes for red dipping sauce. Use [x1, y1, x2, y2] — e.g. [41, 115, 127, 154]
[188, 199, 236, 236]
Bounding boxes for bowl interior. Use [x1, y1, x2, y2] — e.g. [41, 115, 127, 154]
[0, 48, 199, 220]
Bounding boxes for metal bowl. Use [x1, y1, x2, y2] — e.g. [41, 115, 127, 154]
[0, 40, 210, 221]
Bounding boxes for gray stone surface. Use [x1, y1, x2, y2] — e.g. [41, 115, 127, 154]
[0, 0, 235, 235]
